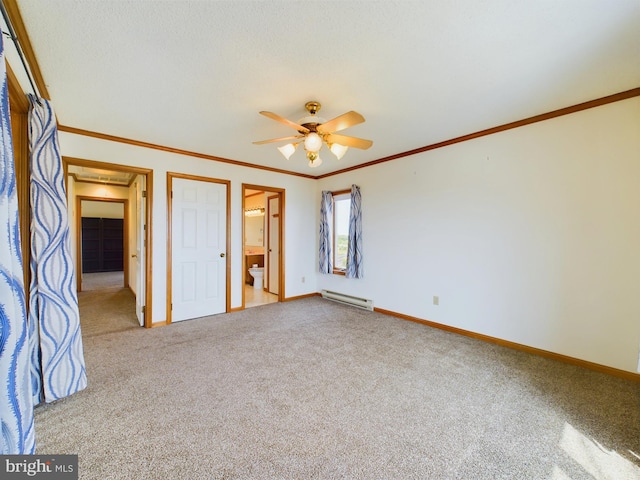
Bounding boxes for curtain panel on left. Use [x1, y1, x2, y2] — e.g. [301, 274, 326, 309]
[0, 29, 36, 454]
[319, 191, 333, 274]
[28, 95, 87, 405]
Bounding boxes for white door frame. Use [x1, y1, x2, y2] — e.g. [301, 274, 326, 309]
[167, 173, 231, 324]
[64, 157, 154, 327]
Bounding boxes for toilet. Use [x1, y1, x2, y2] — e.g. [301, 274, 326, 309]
[248, 267, 264, 290]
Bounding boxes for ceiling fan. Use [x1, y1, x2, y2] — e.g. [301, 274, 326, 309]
[253, 101, 373, 168]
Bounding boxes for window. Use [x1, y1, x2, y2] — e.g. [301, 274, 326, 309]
[320, 185, 362, 278]
[332, 191, 351, 273]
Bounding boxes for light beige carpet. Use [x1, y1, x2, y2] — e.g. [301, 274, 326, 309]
[81, 271, 124, 291]
[34, 290, 640, 479]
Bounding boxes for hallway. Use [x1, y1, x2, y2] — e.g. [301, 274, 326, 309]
[78, 281, 139, 338]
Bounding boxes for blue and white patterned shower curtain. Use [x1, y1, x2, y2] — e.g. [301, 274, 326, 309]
[319, 190, 333, 274]
[345, 185, 363, 278]
[28, 95, 86, 404]
[0, 29, 35, 454]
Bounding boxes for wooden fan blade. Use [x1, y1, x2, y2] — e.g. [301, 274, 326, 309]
[259, 111, 310, 133]
[325, 133, 373, 150]
[252, 135, 302, 145]
[317, 111, 365, 134]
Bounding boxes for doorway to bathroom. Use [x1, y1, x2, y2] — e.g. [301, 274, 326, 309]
[242, 184, 284, 308]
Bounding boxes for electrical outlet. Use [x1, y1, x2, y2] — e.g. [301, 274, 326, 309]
[433, 295, 439, 306]
[301, 276, 305, 283]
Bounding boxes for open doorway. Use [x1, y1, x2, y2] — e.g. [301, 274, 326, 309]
[77, 196, 128, 290]
[65, 158, 153, 327]
[242, 184, 285, 308]
[75, 196, 138, 337]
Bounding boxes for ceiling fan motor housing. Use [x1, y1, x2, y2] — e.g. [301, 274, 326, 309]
[299, 101, 324, 133]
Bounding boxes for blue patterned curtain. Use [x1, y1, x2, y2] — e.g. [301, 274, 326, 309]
[345, 184, 363, 279]
[0, 30, 35, 454]
[28, 95, 86, 404]
[319, 190, 333, 274]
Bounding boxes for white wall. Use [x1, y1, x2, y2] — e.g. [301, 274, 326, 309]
[74, 182, 129, 200]
[318, 98, 640, 373]
[81, 200, 124, 219]
[59, 132, 319, 322]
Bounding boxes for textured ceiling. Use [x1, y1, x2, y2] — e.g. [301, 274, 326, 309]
[10, 0, 640, 176]
[67, 165, 136, 186]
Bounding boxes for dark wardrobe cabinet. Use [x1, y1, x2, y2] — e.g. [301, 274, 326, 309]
[81, 217, 124, 273]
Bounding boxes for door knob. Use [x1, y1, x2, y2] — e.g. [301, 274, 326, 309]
[220, 253, 225, 258]
[131, 254, 137, 258]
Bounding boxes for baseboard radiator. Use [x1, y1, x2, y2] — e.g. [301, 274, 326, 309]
[321, 290, 374, 311]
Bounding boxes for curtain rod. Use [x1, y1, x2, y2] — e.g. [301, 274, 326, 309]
[0, 0, 40, 100]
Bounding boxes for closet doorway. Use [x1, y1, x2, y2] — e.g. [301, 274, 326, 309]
[78, 197, 127, 283]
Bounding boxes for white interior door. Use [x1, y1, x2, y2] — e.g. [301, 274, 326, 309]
[172, 177, 227, 322]
[268, 195, 279, 295]
[134, 176, 146, 326]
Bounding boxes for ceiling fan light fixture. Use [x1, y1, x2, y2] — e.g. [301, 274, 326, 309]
[304, 132, 323, 153]
[277, 143, 297, 160]
[308, 156, 323, 168]
[329, 143, 348, 160]
[254, 101, 372, 168]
